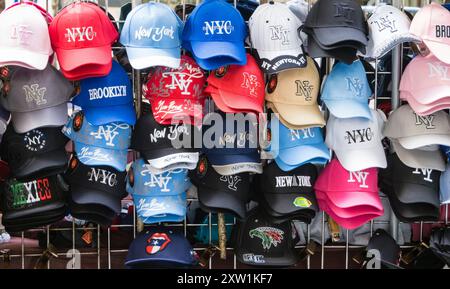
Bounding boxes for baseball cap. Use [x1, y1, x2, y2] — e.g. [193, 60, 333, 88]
[143, 55, 206, 125]
[365, 4, 421, 60]
[72, 61, 135, 126]
[366, 229, 401, 268]
[306, 35, 360, 64]
[249, 1, 307, 74]
[1, 125, 69, 180]
[204, 54, 264, 115]
[440, 164, 450, 204]
[62, 112, 132, 172]
[190, 156, 250, 219]
[265, 114, 331, 172]
[256, 162, 319, 222]
[0, 106, 10, 141]
[0, 65, 73, 133]
[400, 54, 450, 113]
[325, 108, 387, 172]
[0, 4, 53, 70]
[130, 113, 199, 172]
[265, 56, 325, 129]
[49, 2, 118, 75]
[234, 207, 298, 267]
[125, 228, 197, 268]
[65, 156, 127, 214]
[126, 158, 190, 224]
[202, 112, 262, 175]
[120, 2, 183, 69]
[410, 2, 450, 64]
[321, 60, 372, 119]
[182, 0, 247, 70]
[391, 139, 445, 172]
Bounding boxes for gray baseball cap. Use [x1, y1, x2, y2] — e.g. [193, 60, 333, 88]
[384, 104, 450, 150]
[392, 140, 445, 172]
[0, 64, 73, 133]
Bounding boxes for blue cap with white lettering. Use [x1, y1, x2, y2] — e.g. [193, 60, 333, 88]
[120, 2, 183, 70]
[321, 60, 372, 119]
[62, 112, 132, 171]
[126, 158, 190, 224]
[265, 114, 331, 172]
[72, 61, 136, 126]
[182, 0, 247, 70]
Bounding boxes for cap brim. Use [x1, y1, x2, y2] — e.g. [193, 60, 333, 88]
[61, 63, 112, 81]
[190, 41, 246, 66]
[56, 45, 112, 71]
[11, 103, 68, 134]
[0, 48, 50, 70]
[83, 104, 136, 126]
[392, 140, 445, 172]
[307, 36, 358, 64]
[71, 186, 122, 213]
[145, 151, 199, 170]
[277, 143, 331, 166]
[334, 145, 387, 172]
[263, 192, 318, 215]
[150, 98, 204, 125]
[257, 47, 305, 62]
[323, 99, 372, 119]
[393, 182, 440, 207]
[366, 34, 421, 59]
[268, 102, 325, 128]
[404, 86, 450, 106]
[198, 185, 246, 219]
[206, 86, 248, 113]
[398, 134, 450, 150]
[125, 46, 181, 70]
[207, 152, 262, 175]
[207, 87, 263, 114]
[320, 189, 383, 211]
[13, 149, 68, 180]
[312, 27, 368, 48]
[132, 193, 186, 223]
[423, 39, 450, 64]
[74, 141, 128, 172]
[402, 92, 450, 115]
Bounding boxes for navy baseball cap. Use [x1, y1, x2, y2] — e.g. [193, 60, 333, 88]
[265, 114, 330, 172]
[120, 2, 183, 70]
[62, 112, 131, 171]
[202, 112, 262, 175]
[72, 61, 136, 126]
[182, 0, 247, 70]
[126, 158, 190, 224]
[125, 227, 198, 268]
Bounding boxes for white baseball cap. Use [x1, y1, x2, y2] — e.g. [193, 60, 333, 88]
[249, 1, 307, 74]
[0, 4, 53, 70]
[365, 4, 420, 60]
[326, 108, 387, 172]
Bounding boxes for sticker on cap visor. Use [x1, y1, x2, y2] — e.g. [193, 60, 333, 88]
[293, 196, 312, 208]
[73, 112, 84, 132]
[214, 66, 228, 78]
[267, 74, 278, 94]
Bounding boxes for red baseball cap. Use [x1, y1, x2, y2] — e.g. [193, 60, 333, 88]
[49, 2, 118, 76]
[204, 53, 264, 115]
[143, 55, 206, 125]
[60, 62, 112, 81]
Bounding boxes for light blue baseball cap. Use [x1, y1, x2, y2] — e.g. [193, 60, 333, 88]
[265, 115, 330, 171]
[440, 163, 450, 204]
[120, 2, 184, 69]
[321, 60, 372, 119]
[126, 159, 191, 224]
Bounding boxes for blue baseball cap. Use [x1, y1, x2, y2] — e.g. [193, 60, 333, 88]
[62, 112, 131, 171]
[441, 145, 450, 161]
[125, 228, 198, 268]
[321, 60, 372, 119]
[440, 163, 450, 204]
[72, 61, 136, 126]
[120, 2, 183, 69]
[266, 115, 330, 171]
[126, 158, 190, 224]
[182, 0, 247, 70]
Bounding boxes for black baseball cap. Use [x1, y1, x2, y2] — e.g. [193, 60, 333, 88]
[234, 207, 298, 267]
[190, 156, 250, 219]
[130, 113, 199, 172]
[69, 201, 117, 226]
[65, 156, 127, 214]
[306, 35, 359, 64]
[366, 229, 401, 269]
[255, 162, 319, 223]
[1, 124, 69, 180]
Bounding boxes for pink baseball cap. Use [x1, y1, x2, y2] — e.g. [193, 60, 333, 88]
[314, 158, 383, 211]
[401, 91, 450, 116]
[410, 3, 450, 64]
[400, 54, 450, 107]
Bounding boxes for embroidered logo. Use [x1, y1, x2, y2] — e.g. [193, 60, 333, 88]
[134, 26, 175, 41]
[295, 80, 313, 101]
[10, 25, 33, 45]
[23, 84, 47, 105]
[344, 128, 374, 144]
[249, 227, 284, 250]
[269, 25, 289, 45]
[373, 16, 397, 33]
[87, 168, 118, 187]
[64, 26, 96, 42]
[414, 113, 435, 129]
[241, 72, 260, 98]
[202, 21, 234, 35]
[412, 168, 433, 183]
[24, 130, 46, 152]
[219, 175, 242, 191]
[347, 171, 369, 189]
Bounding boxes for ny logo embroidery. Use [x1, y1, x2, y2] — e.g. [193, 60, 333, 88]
[23, 84, 47, 105]
[344, 128, 374, 144]
[414, 113, 435, 129]
[345, 77, 363, 97]
[164, 73, 193, 95]
[89, 123, 129, 147]
[24, 130, 45, 151]
[427, 62, 450, 81]
[241, 72, 260, 98]
[203, 21, 234, 35]
[143, 174, 172, 192]
[269, 25, 289, 45]
[220, 175, 242, 191]
[134, 26, 174, 41]
[290, 128, 315, 141]
[88, 168, 118, 187]
[373, 16, 397, 33]
[348, 171, 369, 188]
[295, 80, 313, 101]
[65, 27, 96, 43]
[10, 25, 33, 45]
[333, 3, 355, 23]
[412, 168, 433, 182]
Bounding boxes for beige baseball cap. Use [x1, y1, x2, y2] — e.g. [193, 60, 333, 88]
[265, 56, 325, 129]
